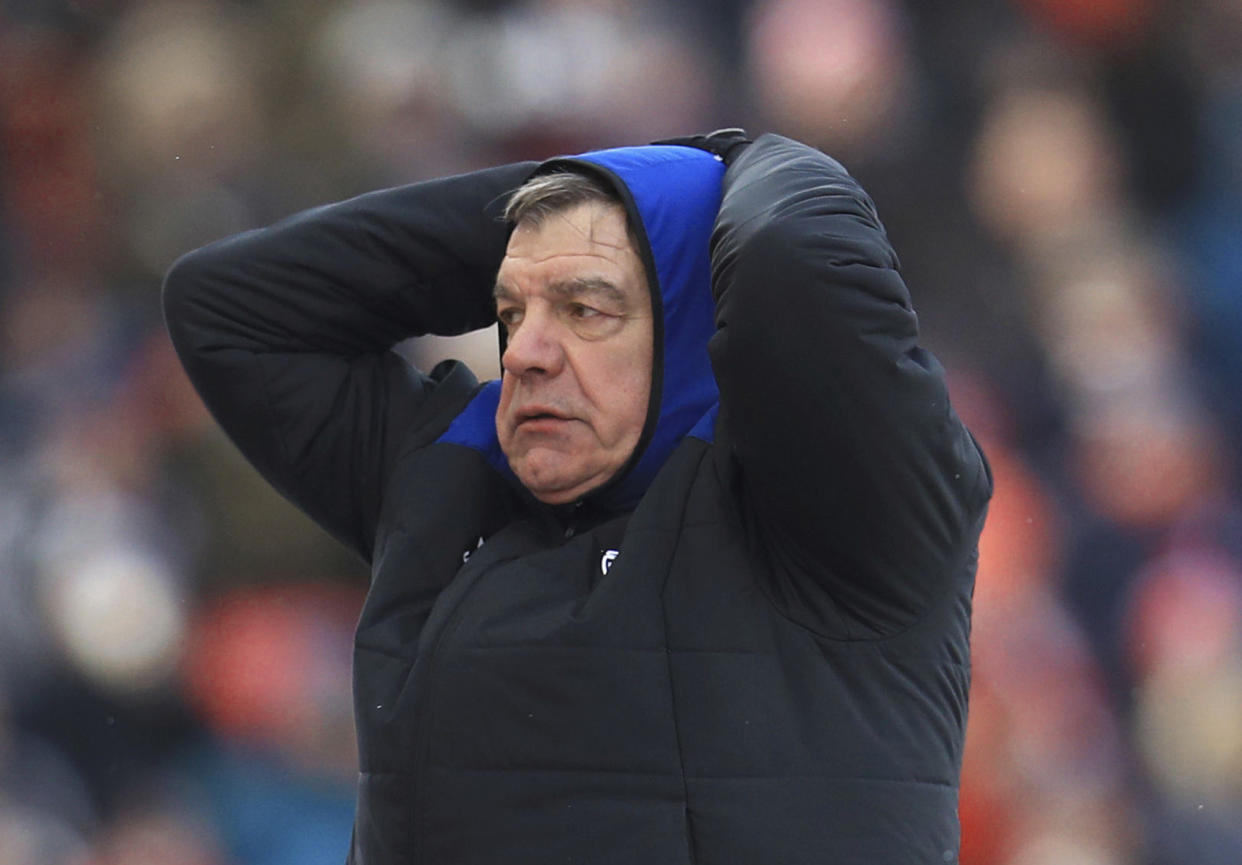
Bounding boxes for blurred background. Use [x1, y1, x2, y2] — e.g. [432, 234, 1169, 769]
[1, 0, 1240, 862]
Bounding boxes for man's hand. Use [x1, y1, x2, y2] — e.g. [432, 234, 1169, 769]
[653, 128, 751, 165]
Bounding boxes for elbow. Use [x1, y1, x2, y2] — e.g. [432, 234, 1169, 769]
[161, 241, 233, 356]
[161, 249, 195, 322]
[162, 249, 202, 353]
[162, 241, 219, 311]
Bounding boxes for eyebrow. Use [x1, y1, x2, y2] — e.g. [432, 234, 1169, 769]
[493, 276, 629, 307]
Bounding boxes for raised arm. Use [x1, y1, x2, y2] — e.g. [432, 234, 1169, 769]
[163, 162, 536, 560]
[708, 134, 991, 631]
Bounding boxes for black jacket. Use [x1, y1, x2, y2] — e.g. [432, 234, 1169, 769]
[164, 134, 992, 865]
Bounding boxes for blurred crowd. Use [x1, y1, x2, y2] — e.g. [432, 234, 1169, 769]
[0, 0, 1239, 863]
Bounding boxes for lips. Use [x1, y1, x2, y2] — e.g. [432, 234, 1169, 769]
[515, 406, 574, 426]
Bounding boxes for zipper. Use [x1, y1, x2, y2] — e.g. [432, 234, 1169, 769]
[408, 505, 583, 860]
[563, 499, 584, 539]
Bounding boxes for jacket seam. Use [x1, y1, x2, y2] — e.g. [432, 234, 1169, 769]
[354, 642, 418, 661]
[250, 348, 371, 553]
[411, 552, 505, 865]
[659, 447, 716, 865]
[251, 352, 295, 477]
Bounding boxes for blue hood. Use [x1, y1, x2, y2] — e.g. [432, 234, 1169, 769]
[439, 145, 725, 511]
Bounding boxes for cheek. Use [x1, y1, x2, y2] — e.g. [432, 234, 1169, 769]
[618, 364, 651, 419]
[588, 348, 652, 441]
[623, 332, 655, 410]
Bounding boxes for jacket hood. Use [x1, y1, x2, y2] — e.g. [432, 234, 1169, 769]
[438, 145, 725, 511]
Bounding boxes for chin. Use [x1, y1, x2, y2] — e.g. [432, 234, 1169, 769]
[513, 457, 578, 503]
[529, 486, 580, 505]
[514, 457, 608, 505]
[521, 475, 585, 505]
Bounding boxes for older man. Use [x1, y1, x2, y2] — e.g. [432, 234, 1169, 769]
[164, 132, 991, 865]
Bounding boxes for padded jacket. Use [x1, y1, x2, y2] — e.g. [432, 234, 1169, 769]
[163, 134, 992, 865]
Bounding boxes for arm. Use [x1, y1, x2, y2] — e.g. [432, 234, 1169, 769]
[163, 162, 537, 561]
[708, 134, 991, 631]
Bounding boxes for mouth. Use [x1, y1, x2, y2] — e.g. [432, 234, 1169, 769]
[515, 407, 573, 426]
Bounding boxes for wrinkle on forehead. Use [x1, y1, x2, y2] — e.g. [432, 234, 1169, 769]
[505, 202, 633, 263]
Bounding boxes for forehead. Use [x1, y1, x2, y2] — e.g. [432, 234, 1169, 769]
[500, 201, 642, 283]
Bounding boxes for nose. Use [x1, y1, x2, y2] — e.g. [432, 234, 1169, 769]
[501, 306, 565, 378]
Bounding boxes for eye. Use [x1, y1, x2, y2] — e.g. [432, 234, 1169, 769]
[496, 305, 523, 330]
[562, 299, 625, 339]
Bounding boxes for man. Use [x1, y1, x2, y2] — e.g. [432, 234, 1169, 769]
[164, 131, 991, 864]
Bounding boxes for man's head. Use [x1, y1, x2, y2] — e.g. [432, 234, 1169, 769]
[494, 172, 654, 505]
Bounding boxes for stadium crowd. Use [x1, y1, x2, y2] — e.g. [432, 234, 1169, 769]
[1, 0, 1240, 863]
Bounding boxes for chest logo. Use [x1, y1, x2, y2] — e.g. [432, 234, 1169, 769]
[600, 549, 619, 575]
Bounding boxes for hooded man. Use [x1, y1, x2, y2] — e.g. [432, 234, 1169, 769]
[164, 132, 991, 865]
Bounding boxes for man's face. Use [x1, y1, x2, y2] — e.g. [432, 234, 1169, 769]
[494, 200, 653, 505]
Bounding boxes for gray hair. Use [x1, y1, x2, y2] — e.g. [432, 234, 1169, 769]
[504, 170, 636, 244]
